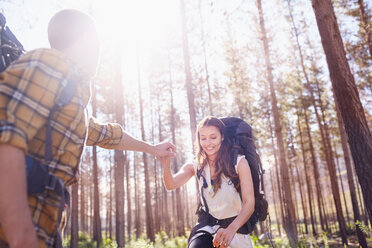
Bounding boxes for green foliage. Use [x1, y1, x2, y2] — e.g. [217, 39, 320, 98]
[63, 232, 96, 248]
[356, 220, 372, 237]
[125, 239, 153, 248]
[67, 233, 188, 248]
[100, 238, 118, 248]
[345, 222, 356, 235]
[250, 235, 270, 248]
[321, 231, 329, 248]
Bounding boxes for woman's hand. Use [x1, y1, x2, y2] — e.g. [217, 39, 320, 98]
[157, 152, 172, 167]
[213, 227, 236, 248]
[153, 141, 176, 158]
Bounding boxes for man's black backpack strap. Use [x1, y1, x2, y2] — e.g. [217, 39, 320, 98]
[25, 75, 76, 248]
[0, 13, 24, 73]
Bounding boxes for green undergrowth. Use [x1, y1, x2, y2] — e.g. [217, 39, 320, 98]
[63, 228, 372, 248]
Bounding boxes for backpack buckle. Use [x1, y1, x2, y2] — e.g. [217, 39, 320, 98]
[46, 174, 57, 191]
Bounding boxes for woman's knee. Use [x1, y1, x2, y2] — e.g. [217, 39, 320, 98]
[188, 234, 214, 248]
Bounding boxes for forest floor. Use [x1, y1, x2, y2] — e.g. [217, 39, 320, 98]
[64, 232, 372, 248]
[258, 233, 372, 247]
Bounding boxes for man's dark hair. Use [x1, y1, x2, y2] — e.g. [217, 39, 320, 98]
[48, 9, 96, 50]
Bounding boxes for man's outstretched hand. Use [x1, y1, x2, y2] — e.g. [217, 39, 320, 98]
[152, 141, 176, 158]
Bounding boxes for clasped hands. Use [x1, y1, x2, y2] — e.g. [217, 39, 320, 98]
[153, 141, 176, 161]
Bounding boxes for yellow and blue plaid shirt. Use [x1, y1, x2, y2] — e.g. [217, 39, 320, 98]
[0, 48, 123, 247]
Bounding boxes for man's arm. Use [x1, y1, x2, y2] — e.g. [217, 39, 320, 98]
[116, 131, 176, 157]
[0, 144, 38, 248]
[86, 117, 176, 157]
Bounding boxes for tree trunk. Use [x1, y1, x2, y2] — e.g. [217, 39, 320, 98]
[184, 186, 191, 229]
[150, 109, 160, 235]
[180, 0, 197, 143]
[80, 170, 86, 233]
[267, 114, 285, 234]
[294, 161, 308, 235]
[297, 115, 317, 236]
[311, 0, 372, 225]
[134, 154, 141, 238]
[335, 101, 368, 247]
[270, 168, 281, 236]
[113, 45, 126, 247]
[256, 0, 297, 245]
[157, 95, 171, 235]
[70, 183, 78, 248]
[126, 156, 132, 240]
[137, 52, 155, 242]
[287, 161, 299, 233]
[169, 60, 185, 236]
[303, 109, 325, 231]
[198, 0, 213, 115]
[114, 150, 125, 247]
[91, 83, 102, 246]
[89, 171, 93, 236]
[333, 140, 350, 223]
[154, 155, 161, 234]
[108, 161, 112, 240]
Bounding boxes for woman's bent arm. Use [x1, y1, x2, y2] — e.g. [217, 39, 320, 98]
[228, 157, 255, 231]
[160, 156, 195, 190]
[213, 157, 255, 247]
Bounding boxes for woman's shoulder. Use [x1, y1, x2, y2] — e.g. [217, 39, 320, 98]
[235, 155, 248, 173]
[184, 160, 199, 175]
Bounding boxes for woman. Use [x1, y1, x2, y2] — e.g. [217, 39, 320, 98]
[159, 116, 255, 248]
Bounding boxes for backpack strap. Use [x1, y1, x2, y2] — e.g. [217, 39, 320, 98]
[196, 168, 210, 215]
[45, 77, 77, 161]
[25, 74, 76, 248]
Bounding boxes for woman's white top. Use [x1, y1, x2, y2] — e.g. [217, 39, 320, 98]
[192, 155, 253, 248]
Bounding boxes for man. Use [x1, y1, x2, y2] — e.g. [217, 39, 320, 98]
[0, 9, 175, 248]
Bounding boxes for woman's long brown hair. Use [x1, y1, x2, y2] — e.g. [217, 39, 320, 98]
[195, 116, 240, 194]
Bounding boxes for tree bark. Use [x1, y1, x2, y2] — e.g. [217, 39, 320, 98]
[297, 115, 316, 236]
[91, 83, 102, 246]
[134, 154, 141, 238]
[198, 0, 213, 115]
[180, 0, 197, 144]
[113, 45, 126, 247]
[108, 161, 112, 240]
[126, 156, 132, 240]
[137, 52, 155, 242]
[333, 140, 350, 223]
[80, 169, 86, 233]
[169, 59, 185, 236]
[157, 95, 171, 235]
[269, 168, 281, 236]
[303, 109, 325, 231]
[70, 183, 78, 248]
[334, 101, 367, 247]
[267, 113, 284, 234]
[256, 0, 297, 245]
[311, 0, 372, 225]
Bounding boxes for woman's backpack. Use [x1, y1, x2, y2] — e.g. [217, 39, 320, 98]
[220, 117, 268, 231]
[0, 13, 25, 73]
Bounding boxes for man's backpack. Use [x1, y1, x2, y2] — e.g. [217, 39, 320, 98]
[220, 117, 268, 231]
[0, 13, 25, 73]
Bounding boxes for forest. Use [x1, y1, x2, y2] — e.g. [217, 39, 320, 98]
[1, 0, 372, 247]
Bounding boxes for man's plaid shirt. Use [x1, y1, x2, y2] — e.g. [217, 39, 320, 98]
[0, 48, 123, 247]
